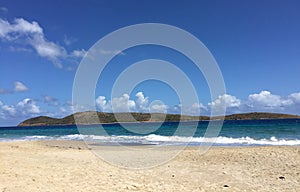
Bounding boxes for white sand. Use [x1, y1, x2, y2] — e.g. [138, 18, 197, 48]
[0, 141, 299, 191]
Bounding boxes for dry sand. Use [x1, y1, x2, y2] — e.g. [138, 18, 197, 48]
[0, 141, 299, 192]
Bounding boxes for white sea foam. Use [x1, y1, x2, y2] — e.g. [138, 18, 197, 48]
[1, 134, 300, 146]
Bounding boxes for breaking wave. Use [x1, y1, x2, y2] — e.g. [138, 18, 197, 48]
[1, 134, 300, 146]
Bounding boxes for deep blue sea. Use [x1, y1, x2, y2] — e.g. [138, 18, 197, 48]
[1, 119, 300, 146]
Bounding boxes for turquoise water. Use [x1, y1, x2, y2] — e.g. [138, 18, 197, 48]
[0, 119, 300, 146]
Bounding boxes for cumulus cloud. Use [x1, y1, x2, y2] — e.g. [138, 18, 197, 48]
[135, 92, 149, 112]
[96, 91, 290, 116]
[95, 96, 109, 111]
[16, 98, 40, 114]
[49, 100, 74, 117]
[0, 98, 41, 120]
[0, 18, 42, 40]
[95, 92, 208, 115]
[0, 17, 85, 68]
[14, 81, 29, 92]
[206, 91, 299, 114]
[211, 94, 241, 108]
[208, 94, 241, 114]
[1, 90, 300, 124]
[96, 93, 151, 113]
[111, 94, 136, 112]
[171, 102, 207, 116]
[0, 101, 16, 118]
[96, 92, 167, 113]
[248, 90, 292, 108]
[150, 103, 168, 113]
[187, 102, 207, 115]
[288, 92, 300, 104]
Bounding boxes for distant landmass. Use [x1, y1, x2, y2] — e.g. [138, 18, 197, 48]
[18, 111, 300, 126]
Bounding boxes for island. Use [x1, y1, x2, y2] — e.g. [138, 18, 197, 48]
[18, 112, 300, 126]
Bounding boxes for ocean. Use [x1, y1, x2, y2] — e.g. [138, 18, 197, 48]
[1, 119, 300, 146]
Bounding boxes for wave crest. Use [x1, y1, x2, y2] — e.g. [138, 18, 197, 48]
[1, 134, 299, 146]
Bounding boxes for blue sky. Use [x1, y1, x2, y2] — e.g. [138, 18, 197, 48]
[1, 0, 300, 126]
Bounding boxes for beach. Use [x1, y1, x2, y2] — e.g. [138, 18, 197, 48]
[0, 141, 299, 192]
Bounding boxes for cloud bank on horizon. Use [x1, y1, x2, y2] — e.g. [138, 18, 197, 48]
[1, 90, 300, 125]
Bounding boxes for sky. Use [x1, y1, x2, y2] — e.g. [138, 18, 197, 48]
[0, 0, 300, 126]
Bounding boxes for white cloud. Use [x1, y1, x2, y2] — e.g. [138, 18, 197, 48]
[9, 46, 32, 52]
[0, 18, 66, 67]
[0, 19, 11, 38]
[207, 94, 241, 115]
[29, 34, 67, 68]
[205, 91, 299, 114]
[209, 94, 241, 114]
[150, 104, 168, 113]
[0, 17, 85, 68]
[111, 94, 135, 112]
[0, 98, 41, 120]
[206, 91, 300, 114]
[187, 102, 207, 115]
[135, 92, 149, 112]
[83, 48, 126, 62]
[95, 91, 300, 116]
[13, 18, 43, 34]
[99, 49, 125, 55]
[95, 92, 159, 113]
[2, 105, 16, 116]
[63, 35, 76, 46]
[0, 18, 42, 40]
[0, 101, 3, 118]
[172, 102, 207, 116]
[95, 96, 110, 111]
[14, 81, 29, 92]
[47, 101, 74, 117]
[248, 90, 292, 108]
[44, 96, 59, 106]
[71, 104, 94, 113]
[0, 81, 29, 94]
[1, 90, 299, 125]
[288, 92, 300, 104]
[59, 107, 67, 113]
[192, 102, 207, 110]
[71, 49, 87, 58]
[0, 101, 16, 118]
[17, 98, 40, 114]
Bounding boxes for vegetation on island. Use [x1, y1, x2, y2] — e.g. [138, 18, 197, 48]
[18, 111, 300, 126]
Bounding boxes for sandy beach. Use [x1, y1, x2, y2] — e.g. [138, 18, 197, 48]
[0, 141, 299, 192]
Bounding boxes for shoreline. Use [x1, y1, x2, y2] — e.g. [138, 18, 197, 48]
[37, 140, 300, 150]
[1, 138, 300, 147]
[0, 140, 299, 191]
[1, 137, 300, 147]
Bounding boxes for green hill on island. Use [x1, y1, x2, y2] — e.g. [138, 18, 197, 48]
[18, 112, 300, 126]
